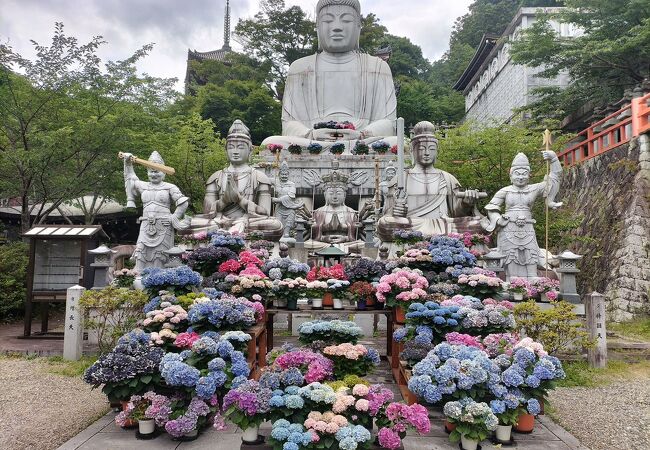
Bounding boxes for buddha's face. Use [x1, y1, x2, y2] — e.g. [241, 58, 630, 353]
[227, 138, 251, 165]
[147, 169, 164, 184]
[325, 186, 346, 207]
[317, 5, 360, 53]
[413, 138, 438, 167]
[510, 168, 530, 187]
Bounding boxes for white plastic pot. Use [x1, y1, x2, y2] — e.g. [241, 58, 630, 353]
[138, 419, 155, 435]
[513, 292, 524, 301]
[312, 298, 323, 308]
[496, 424, 512, 442]
[460, 435, 479, 450]
[333, 298, 344, 309]
[242, 424, 260, 443]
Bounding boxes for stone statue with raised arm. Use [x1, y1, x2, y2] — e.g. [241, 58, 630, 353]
[120, 151, 189, 271]
[376, 121, 485, 241]
[273, 160, 307, 243]
[186, 120, 284, 240]
[261, 0, 397, 152]
[481, 151, 563, 280]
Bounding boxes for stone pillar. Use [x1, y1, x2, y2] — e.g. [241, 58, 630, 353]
[88, 245, 115, 289]
[556, 250, 582, 304]
[585, 291, 607, 368]
[295, 219, 306, 247]
[64, 285, 85, 361]
[164, 246, 185, 268]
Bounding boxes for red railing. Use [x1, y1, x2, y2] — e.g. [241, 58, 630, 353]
[558, 92, 650, 167]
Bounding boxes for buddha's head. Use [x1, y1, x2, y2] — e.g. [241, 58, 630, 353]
[410, 121, 439, 168]
[322, 169, 349, 207]
[226, 119, 253, 166]
[147, 151, 165, 184]
[510, 153, 531, 187]
[279, 160, 290, 182]
[316, 0, 361, 53]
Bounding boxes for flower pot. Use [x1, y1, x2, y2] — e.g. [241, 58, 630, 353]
[512, 292, 524, 301]
[275, 298, 287, 309]
[242, 424, 260, 443]
[356, 298, 367, 310]
[138, 419, 155, 435]
[495, 424, 512, 442]
[184, 428, 198, 439]
[374, 301, 385, 310]
[286, 298, 298, 310]
[514, 413, 535, 433]
[540, 292, 549, 302]
[312, 297, 323, 309]
[394, 306, 406, 324]
[365, 295, 375, 308]
[119, 401, 136, 428]
[444, 419, 456, 433]
[333, 298, 344, 309]
[460, 435, 479, 450]
[322, 292, 334, 308]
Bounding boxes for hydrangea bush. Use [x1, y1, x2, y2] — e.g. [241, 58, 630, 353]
[141, 266, 202, 296]
[298, 320, 363, 345]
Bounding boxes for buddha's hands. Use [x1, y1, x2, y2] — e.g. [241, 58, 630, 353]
[223, 175, 240, 204]
[312, 128, 361, 141]
[326, 235, 346, 244]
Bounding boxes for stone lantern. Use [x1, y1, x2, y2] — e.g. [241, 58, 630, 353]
[164, 246, 185, 268]
[481, 249, 505, 276]
[316, 244, 348, 267]
[557, 250, 582, 303]
[89, 245, 116, 289]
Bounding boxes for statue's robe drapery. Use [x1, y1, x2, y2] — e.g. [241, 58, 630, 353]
[282, 53, 397, 138]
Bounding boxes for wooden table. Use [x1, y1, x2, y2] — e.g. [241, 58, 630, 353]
[264, 307, 394, 356]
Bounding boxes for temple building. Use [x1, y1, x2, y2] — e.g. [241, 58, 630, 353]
[453, 7, 581, 124]
[184, 0, 233, 94]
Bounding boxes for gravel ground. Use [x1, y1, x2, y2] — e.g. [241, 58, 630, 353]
[548, 377, 650, 450]
[0, 358, 109, 450]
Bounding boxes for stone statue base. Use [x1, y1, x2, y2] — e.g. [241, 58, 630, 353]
[377, 215, 485, 242]
[182, 214, 284, 241]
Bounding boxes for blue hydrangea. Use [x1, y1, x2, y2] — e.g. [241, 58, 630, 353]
[490, 399, 506, 414]
[527, 398, 541, 415]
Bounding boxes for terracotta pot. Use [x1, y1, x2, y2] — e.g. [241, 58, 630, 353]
[365, 295, 375, 307]
[514, 413, 535, 433]
[119, 401, 136, 428]
[322, 292, 334, 308]
[444, 419, 456, 433]
[394, 306, 406, 324]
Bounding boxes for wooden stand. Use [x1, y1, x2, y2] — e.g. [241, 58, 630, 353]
[246, 323, 267, 380]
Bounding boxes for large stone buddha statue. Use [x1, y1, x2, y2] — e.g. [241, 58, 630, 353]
[261, 0, 397, 150]
[377, 121, 485, 241]
[186, 120, 284, 239]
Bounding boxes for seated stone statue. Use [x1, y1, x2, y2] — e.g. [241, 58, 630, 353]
[261, 0, 397, 151]
[186, 120, 283, 240]
[304, 169, 363, 251]
[377, 121, 485, 241]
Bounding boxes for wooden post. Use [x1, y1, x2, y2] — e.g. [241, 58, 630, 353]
[585, 291, 607, 368]
[64, 285, 85, 361]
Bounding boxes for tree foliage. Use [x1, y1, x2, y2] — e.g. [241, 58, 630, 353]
[0, 23, 177, 231]
[0, 242, 28, 320]
[510, 0, 650, 121]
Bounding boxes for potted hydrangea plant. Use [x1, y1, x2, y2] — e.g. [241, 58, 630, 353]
[508, 277, 530, 301]
[444, 398, 499, 450]
[223, 379, 272, 443]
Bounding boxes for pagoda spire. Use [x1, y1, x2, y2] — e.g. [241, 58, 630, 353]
[222, 0, 231, 51]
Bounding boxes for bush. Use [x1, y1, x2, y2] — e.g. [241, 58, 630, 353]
[0, 242, 29, 320]
[513, 300, 594, 355]
[79, 287, 148, 354]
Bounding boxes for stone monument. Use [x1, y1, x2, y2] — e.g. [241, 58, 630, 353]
[273, 160, 308, 244]
[376, 121, 485, 241]
[187, 120, 284, 240]
[261, 0, 397, 151]
[121, 151, 190, 271]
[481, 150, 563, 280]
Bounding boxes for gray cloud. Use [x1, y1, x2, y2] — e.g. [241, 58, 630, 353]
[1, 0, 471, 92]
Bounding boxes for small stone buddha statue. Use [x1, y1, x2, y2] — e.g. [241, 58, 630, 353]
[261, 0, 397, 151]
[186, 120, 283, 239]
[305, 169, 363, 251]
[376, 121, 484, 241]
[273, 160, 307, 243]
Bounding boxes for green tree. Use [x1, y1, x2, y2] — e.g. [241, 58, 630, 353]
[0, 23, 177, 231]
[0, 242, 28, 320]
[510, 0, 650, 122]
[185, 53, 272, 96]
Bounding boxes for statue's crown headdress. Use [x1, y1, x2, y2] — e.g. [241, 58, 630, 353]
[148, 151, 164, 165]
[511, 152, 530, 170]
[411, 121, 438, 145]
[279, 160, 290, 174]
[317, 0, 360, 14]
[321, 169, 349, 189]
[227, 119, 252, 143]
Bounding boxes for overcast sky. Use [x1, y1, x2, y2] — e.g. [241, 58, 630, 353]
[0, 0, 473, 92]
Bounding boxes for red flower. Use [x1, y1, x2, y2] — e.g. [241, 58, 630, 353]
[239, 250, 263, 267]
[218, 259, 241, 273]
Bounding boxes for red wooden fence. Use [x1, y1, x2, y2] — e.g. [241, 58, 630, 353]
[558, 93, 650, 167]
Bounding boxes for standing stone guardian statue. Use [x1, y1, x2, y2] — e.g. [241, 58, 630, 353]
[481, 151, 563, 280]
[262, 0, 397, 151]
[120, 151, 189, 271]
[273, 160, 307, 243]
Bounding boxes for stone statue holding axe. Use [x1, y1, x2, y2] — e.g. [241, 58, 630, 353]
[119, 151, 190, 272]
